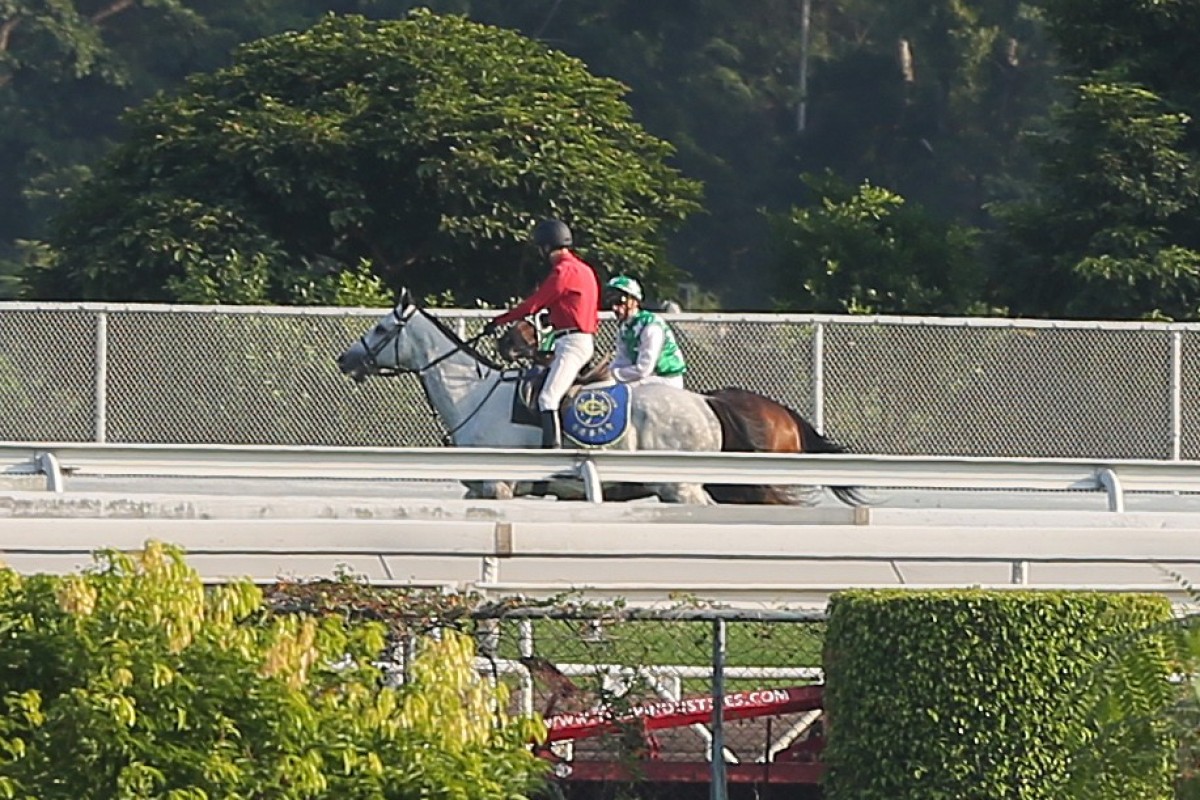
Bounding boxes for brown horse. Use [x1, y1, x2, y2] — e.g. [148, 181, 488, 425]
[496, 318, 864, 506]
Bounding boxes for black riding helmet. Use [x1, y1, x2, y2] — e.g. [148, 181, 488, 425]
[532, 218, 573, 252]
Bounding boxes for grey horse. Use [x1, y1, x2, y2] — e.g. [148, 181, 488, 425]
[335, 290, 722, 503]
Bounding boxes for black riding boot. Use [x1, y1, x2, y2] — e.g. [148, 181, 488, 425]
[539, 410, 562, 449]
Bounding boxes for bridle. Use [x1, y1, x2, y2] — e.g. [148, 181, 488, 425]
[355, 303, 411, 377]
[357, 302, 506, 374]
[356, 302, 511, 444]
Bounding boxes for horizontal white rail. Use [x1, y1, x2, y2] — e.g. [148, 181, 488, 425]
[9, 300, 1200, 330]
[4, 516, 1197, 560]
[4, 513, 1200, 608]
[4, 442, 1200, 510]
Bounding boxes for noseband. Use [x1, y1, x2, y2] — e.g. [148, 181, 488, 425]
[357, 304, 414, 377]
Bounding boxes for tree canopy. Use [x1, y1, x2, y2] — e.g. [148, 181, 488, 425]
[27, 10, 701, 305]
[8, 1, 1200, 317]
[0, 0, 316, 297]
[990, 0, 1200, 319]
[770, 171, 987, 315]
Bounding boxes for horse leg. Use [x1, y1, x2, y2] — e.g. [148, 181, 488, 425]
[654, 483, 713, 505]
[462, 480, 515, 500]
[706, 484, 786, 504]
[603, 483, 657, 501]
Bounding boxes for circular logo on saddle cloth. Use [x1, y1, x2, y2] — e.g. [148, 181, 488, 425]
[573, 390, 615, 427]
[565, 386, 630, 447]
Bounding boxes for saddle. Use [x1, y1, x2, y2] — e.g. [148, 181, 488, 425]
[511, 354, 614, 426]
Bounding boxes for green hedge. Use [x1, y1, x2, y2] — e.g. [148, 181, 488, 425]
[823, 589, 1175, 800]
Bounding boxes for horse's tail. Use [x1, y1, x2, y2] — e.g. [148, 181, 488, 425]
[788, 406, 844, 454]
[784, 406, 867, 507]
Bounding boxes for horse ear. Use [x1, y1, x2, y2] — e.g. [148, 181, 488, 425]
[397, 287, 414, 309]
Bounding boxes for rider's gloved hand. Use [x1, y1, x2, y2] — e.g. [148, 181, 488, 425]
[482, 320, 501, 336]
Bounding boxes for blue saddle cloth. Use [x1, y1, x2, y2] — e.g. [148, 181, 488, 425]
[563, 383, 631, 448]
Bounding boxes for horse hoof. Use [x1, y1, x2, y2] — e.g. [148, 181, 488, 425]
[462, 480, 514, 500]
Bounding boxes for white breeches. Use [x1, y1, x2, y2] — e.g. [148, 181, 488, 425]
[538, 333, 595, 411]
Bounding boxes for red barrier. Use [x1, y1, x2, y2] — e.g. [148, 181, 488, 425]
[544, 685, 823, 742]
[557, 761, 824, 785]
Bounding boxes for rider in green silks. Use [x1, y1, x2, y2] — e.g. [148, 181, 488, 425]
[605, 275, 687, 389]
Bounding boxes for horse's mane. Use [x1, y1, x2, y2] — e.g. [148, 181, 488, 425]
[414, 306, 505, 371]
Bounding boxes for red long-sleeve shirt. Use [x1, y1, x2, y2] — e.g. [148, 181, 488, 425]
[493, 251, 600, 333]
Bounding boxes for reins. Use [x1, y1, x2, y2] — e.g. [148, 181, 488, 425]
[360, 304, 512, 445]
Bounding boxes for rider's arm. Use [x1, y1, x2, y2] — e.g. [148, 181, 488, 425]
[610, 323, 634, 371]
[493, 264, 564, 325]
[612, 323, 665, 383]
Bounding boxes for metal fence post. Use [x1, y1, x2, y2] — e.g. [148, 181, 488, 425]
[577, 457, 603, 503]
[710, 617, 728, 800]
[1097, 467, 1125, 513]
[812, 322, 825, 431]
[94, 311, 108, 443]
[1172, 330, 1183, 461]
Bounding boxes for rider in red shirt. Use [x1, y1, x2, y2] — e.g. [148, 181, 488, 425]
[487, 219, 600, 448]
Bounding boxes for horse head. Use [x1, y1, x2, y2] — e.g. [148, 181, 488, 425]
[497, 312, 553, 366]
[335, 288, 422, 382]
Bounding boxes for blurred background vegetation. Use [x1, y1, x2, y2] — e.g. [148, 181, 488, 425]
[3, 0, 1199, 319]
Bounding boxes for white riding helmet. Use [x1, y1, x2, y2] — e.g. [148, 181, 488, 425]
[606, 275, 644, 302]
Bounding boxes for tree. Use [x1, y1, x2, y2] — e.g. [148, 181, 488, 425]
[0, 0, 323, 298]
[27, 10, 701, 305]
[989, 0, 1200, 320]
[769, 171, 986, 314]
[385, 0, 822, 306]
[0, 541, 547, 798]
[419, 1, 1059, 309]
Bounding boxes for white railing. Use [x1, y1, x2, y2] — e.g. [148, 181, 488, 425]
[5, 505, 1200, 607]
[5, 441, 1200, 511]
[7, 442, 1200, 606]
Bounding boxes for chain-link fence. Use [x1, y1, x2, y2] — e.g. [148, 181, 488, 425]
[464, 607, 827, 800]
[2, 302, 1196, 459]
[265, 580, 830, 800]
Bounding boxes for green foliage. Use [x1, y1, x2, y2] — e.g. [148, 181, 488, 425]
[799, 0, 1059, 214]
[31, 10, 701, 305]
[991, 0, 1200, 320]
[0, 0, 316, 300]
[0, 542, 547, 799]
[1073, 584, 1200, 798]
[425, 0, 1057, 309]
[823, 589, 1175, 800]
[2, 1, 1070, 310]
[769, 172, 988, 314]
